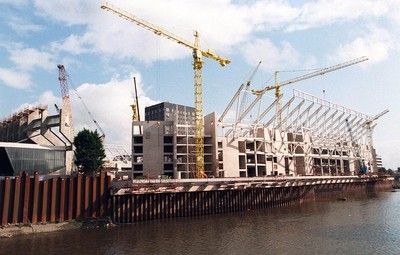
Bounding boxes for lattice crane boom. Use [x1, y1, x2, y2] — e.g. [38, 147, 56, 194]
[218, 61, 261, 123]
[238, 61, 262, 121]
[101, 3, 230, 67]
[237, 57, 369, 127]
[252, 56, 368, 97]
[101, 2, 230, 178]
[57, 64, 74, 140]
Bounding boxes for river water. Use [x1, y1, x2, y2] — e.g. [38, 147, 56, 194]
[2, 191, 400, 255]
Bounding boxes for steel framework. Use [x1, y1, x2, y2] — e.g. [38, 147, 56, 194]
[218, 89, 385, 175]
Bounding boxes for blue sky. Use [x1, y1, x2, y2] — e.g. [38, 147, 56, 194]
[0, 0, 399, 169]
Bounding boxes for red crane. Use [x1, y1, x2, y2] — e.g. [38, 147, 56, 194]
[57, 64, 74, 140]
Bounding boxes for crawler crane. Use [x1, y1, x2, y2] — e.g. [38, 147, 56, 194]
[101, 3, 230, 178]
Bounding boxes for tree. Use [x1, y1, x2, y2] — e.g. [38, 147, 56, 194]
[73, 129, 106, 175]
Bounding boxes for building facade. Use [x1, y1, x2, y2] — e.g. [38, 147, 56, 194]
[132, 103, 213, 179]
[376, 155, 383, 169]
[0, 105, 73, 176]
[132, 90, 383, 179]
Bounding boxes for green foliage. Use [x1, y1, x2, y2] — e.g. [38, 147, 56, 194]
[378, 167, 397, 176]
[73, 129, 106, 175]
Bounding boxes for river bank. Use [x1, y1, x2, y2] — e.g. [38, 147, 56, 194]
[0, 218, 113, 238]
[1, 192, 399, 255]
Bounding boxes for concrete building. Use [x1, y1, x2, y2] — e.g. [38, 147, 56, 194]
[145, 102, 195, 124]
[132, 90, 386, 179]
[132, 102, 206, 179]
[0, 142, 66, 176]
[376, 155, 383, 169]
[0, 105, 73, 176]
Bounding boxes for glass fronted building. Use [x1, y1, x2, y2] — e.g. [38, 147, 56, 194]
[0, 142, 66, 176]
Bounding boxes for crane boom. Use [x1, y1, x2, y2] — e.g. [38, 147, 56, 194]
[364, 109, 389, 126]
[238, 61, 262, 120]
[101, 2, 230, 178]
[252, 56, 368, 96]
[100, 3, 230, 66]
[218, 61, 261, 123]
[239, 57, 368, 127]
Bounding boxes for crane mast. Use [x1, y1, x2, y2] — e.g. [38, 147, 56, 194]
[57, 64, 74, 141]
[101, 2, 230, 178]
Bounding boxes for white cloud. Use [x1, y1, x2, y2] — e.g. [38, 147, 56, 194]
[32, 0, 298, 63]
[239, 38, 300, 72]
[25, 0, 400, 67]
[387, 0, 400, 25]
[69, 73, 158, 145]
[33, 0, 97, 26]
[0, 0, 28, 6]
[288, 0, 389, 31]
[245, 0, 299, 31]
[9, 46, 55, 71]
[329, 26, 393, 64]
[6, 16, 43, 35]
[27, 73, 158, 146]
[50, 34, 91, 55]
[0, 68, 32, 89]
[35, 91, 61, 113]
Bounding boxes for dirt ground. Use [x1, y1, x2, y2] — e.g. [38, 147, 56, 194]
[0, 218, 113, 238]
[0, 221, 83, 238]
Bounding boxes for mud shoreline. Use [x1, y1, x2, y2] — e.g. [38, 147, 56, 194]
[0, 218, 113, 238]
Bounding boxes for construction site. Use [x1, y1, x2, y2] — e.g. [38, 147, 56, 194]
[0, 3, 396, 230]
[132, 87, 388, 179]
[98, 1, 388, 180]
[0, 3, 389, 181]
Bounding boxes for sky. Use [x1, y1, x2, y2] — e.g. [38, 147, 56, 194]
[0, 0, 399, 169]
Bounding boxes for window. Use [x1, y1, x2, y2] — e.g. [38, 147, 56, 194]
[164, 136, 173, 143]
[164, 145, 173, 153]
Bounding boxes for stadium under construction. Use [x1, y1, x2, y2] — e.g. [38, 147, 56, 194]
[0, 58, 389, 179]
[132, 89, 388, 179]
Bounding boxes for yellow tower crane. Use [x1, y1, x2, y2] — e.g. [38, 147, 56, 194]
[249, 56, 368, 127]
[251, 56, 368, 98]
[101, 2, 230, 178]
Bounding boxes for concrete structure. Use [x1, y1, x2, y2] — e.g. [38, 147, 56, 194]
[103, 144, 132, 180]
[145, 102, 195, 124]
[376, 155, 383, 169]
[144, 102, 196, 136]
[0, 142, 66, 176]
[0, 105, 73, 176]
[132, 90, 385, 179]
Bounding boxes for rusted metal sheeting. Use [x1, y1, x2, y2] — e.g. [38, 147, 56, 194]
[112, 187, 302, 223]
[0, 172, 111, 226]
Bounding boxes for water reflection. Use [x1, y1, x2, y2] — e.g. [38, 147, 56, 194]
[2, 192, 400, 255]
